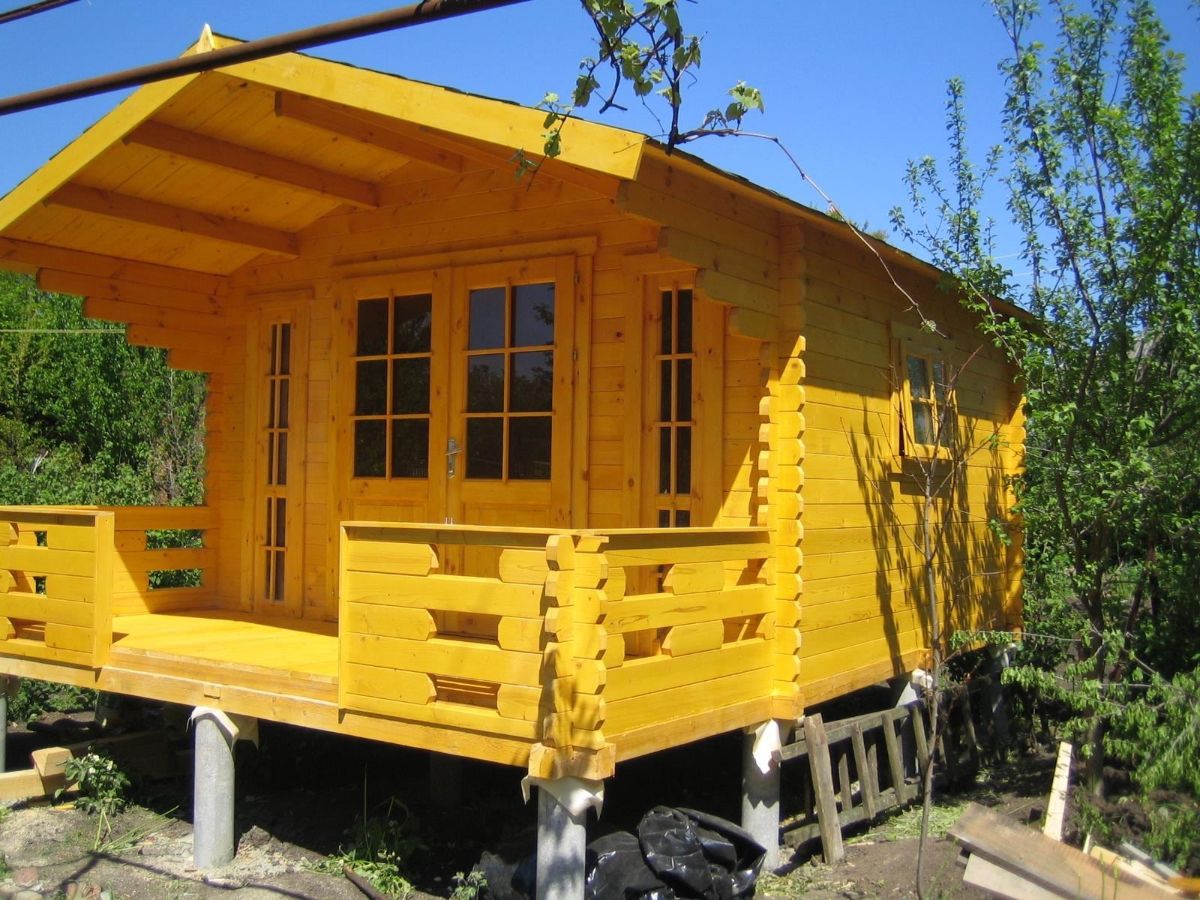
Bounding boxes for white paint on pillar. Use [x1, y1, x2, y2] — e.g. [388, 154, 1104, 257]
[741, 723, 784, 871]
[193, 710, 237, 869]
[988, 646, 1013, 750]
[891, 670, 928, 779]
[536, 785, 587, 900]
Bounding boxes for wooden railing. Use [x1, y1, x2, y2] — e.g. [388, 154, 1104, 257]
[337, 522, 775, 776]
[0, 507, 115, 668]
[104, 506, 217, 615]
[0, 505, 218, 669]
[596, 528, 775, 757]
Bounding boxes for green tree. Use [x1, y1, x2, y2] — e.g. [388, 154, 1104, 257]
[0, 272, 206, 507]
[893, 0, 1200, 807]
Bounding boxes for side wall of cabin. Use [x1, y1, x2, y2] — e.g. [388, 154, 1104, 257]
[791, 227, 1024, 706]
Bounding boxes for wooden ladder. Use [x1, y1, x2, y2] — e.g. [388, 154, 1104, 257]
[780, 676, 998, 863]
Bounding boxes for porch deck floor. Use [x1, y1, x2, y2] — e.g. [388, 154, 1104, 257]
[109, 610, 339, 702]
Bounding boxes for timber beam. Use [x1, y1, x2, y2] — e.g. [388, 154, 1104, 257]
[124, 121, 381, 209]
[274, 91, 468, 173]
[0, 237, 229, 291]
[45, 183, 300, 257]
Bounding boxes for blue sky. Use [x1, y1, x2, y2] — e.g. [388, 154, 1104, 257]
[0, 0, 1196, 262]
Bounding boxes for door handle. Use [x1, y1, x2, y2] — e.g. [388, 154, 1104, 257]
[447, 437, 461, 479]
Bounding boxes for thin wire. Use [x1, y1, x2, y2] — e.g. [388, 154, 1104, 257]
[0, 328, 123, 334]
[0, 0, 82, 27]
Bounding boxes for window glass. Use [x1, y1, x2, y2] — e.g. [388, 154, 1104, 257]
[393, 294, 432, 353]
[469, 287, 506, 349]
[355, 360, 388, 415]
[660, 290, 673, 354]
[354, 420, 386, 477]
[911, 403, 935, 445]
[391, 358, 430, 415]
[907, 355, 932, 400]
[510, 351, 553, 412]
[676, 426, 692, 494]
[357, 299, 388, 355]
[677, 360, 693, 421]
[512, 283, 555, 346]
[466, 418, 503, 478]
[509, 417, 552, 479]
[677, 290, 693, 353]
[467, 355, 505, 412]
[391, 419, 430, 478]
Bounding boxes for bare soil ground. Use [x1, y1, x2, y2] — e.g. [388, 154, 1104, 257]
[1, 715, 1058, 899]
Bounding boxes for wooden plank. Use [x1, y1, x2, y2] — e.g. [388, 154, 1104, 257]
[609, 643, 768, 700]
[605, 584, 772, 634]
[962, 854, 1063, 900]
[125, 121, 380, 208]
[38, 268, 220, 315]
[803, 714, 846, 864]
[950, 804, 1166, 900]
[661, 621, 725, 657]
[662, 561, 725, 594]
[911, 704, 931, 776]
[850, 723, 878, 821]
[498, 549, 549, 585]
[342, 572, 542, 618]
[274, 91, 467, 172]
[342, 540, 437, 576]
[881, 709, 911, 805]
[837, 746, 854, 818]
[341, 663, 436, 705]
[0, 545, 95, 577]
[344, 604, 437, 641]
[342, 692, 538, 740]
[0, 593, 92, 627]
[0, 768, 50, 802]
[604, 667, 770, 735]
[344, 634, 541, 686]
[1044, 742, 1073, 841]
[46, 183, 300, 257]
[83, 297, 225, 336]
[0, 238, 227, 296]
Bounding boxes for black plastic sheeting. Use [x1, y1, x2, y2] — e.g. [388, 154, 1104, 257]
[586, 807, 766, 900]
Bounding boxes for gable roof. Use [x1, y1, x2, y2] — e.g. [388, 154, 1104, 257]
[0, 29, 647, 277]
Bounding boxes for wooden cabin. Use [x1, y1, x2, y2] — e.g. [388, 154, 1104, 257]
[0, 32, 1023, 788]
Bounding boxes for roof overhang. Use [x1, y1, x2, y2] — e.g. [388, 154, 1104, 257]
[0, 29, 647, 280]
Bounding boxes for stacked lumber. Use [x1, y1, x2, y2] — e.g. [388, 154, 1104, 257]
[950, 803, 1179, 899]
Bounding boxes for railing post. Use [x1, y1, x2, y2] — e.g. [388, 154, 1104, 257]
[91, 511, 115, 668]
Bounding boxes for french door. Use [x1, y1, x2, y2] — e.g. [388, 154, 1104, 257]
[342, 257, 576, 573]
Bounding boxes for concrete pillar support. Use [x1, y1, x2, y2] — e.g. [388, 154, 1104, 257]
[193, 709, 237, 869]
[741, 721, 784, 871]
[536, 785, 588, 900]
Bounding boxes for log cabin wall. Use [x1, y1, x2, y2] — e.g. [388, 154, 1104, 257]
[206, 157, 769, 625]
[794, 225, 1024, 706]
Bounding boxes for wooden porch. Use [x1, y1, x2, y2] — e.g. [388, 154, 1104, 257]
[0, 506, 782, 780]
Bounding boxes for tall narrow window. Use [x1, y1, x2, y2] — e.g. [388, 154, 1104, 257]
[464, 282, 555, 480]
[262, 322, 291, 603]
[654, 287, 695, 527]
[352, 293, 433, 479]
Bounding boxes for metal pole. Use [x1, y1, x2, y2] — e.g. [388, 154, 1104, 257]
[0, 0, 530, 116]
[0, 0, 82, 27]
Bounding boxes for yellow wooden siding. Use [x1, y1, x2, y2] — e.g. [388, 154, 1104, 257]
[796, 228, 1022, 705]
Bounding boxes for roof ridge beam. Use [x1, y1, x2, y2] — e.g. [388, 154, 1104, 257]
[45, 183, 299, 257]
[125, 121, 380, 208]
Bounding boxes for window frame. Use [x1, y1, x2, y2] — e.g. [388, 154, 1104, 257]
[892, 321, 957, 463]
